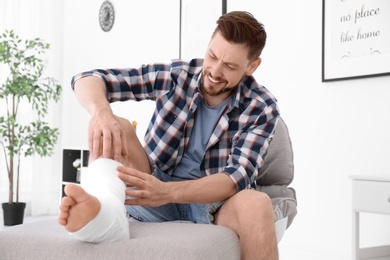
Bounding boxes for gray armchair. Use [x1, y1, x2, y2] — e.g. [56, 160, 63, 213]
[0, 118, 297, 260]
[257, 117, 297, 242]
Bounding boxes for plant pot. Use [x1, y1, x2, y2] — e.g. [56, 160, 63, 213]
[2, 202, 26, 226]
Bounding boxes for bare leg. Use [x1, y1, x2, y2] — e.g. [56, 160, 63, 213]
[114, 116, 151, 173]
[214, 189, 278, 260]
[89, 116, 151, 174]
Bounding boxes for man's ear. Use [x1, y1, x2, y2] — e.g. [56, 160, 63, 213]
[246, 58, 261, 76]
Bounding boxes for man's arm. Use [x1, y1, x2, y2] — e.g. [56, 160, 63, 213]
[73, 76, 128, 160]
[169, 173, 237, 203]
[73, 76, 108, 116]
[118, 166, 237, 206]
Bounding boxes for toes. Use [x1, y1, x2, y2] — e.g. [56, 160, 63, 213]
[59, 203, 70, 212]
[58, 208, 69, 226]
[64, 184, 91, 203]
[58, 210, 69, 219]
[58, 213, 69, 226]
[58, 218, 66, 226]
[61, 196, 76, 208]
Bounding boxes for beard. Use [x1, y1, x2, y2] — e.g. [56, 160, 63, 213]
[201, 70, 239, 96]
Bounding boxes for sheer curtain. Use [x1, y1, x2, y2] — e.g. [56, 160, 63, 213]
[0, 0, 64, 216]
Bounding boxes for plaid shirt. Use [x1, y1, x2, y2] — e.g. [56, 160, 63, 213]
[72, 59, 279, 191]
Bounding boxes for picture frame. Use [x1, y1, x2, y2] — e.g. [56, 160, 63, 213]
[322, 0, 390, 82]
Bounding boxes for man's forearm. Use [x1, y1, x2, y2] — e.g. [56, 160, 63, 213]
[167, 173, 237, 204]
[73, 76, 125, 159]
[73, 76, 110, 115]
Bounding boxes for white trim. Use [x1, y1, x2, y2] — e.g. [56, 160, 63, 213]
[279, 243, 350, 260]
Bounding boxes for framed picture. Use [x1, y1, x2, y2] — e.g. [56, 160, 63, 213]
[322, 0, 390, 82]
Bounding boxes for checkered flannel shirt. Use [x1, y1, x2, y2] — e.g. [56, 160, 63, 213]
[71, 59, 279, 191]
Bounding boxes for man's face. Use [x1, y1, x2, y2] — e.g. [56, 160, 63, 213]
[202, 31, 260, 101]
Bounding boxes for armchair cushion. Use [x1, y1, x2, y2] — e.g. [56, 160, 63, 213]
[256, 117, 297, 228]
[0, 218, 240, 260]
[257, 117, 294, 186]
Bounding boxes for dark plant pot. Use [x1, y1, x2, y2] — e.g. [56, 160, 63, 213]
[2, 202, 26, 226]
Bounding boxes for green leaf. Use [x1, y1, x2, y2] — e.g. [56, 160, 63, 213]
[0, 29, 63, 202]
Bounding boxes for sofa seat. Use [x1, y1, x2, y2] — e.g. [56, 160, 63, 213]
[0, 217, 240, 260]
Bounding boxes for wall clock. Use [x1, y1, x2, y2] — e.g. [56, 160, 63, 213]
[99, 1, 115, 32]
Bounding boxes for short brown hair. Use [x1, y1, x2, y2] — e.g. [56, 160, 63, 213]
[213, 11, 267, 61]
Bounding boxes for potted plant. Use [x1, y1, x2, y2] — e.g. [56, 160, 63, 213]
[0, 30, 62, 226]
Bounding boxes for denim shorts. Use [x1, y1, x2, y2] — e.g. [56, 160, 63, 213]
[125, 167, 224, 224]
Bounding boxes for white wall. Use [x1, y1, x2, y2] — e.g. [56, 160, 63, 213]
[180, 0, 222, 60]
[62, 0, 180, 148]
[228, 0, 390, 259]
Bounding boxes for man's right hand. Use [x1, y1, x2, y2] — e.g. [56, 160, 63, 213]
[73, 76, 128, 162]
[88, 107, 129, 162]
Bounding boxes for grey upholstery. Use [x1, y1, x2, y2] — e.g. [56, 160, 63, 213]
[0, 219, 240, 260]
[257, 117, 297, 228]
[0, 117, 296, 260]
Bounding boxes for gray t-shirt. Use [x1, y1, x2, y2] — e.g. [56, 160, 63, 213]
[172, 97, 231, 180]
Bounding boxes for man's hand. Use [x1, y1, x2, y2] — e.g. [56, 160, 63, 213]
[117, 166, 170, 207]
[117, 165, 237, 207]
[73, 76, 128, 161]
[88, 107, 128, 161]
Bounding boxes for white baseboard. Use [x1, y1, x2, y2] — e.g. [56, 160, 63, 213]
[279, 243, 350, 260]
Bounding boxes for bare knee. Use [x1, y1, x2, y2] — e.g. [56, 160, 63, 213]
[215, 190, 274, 232]
[115, 116, 137, 140]
[246, 190, 274, 220]
[216, 190, 278, 260]
[230, 189, 273, 216]
[115, 116, 151, 173]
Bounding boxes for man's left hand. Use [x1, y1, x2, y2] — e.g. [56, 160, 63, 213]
[117, 166, 170, 207]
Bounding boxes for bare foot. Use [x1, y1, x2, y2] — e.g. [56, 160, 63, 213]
[58, 184, 101, 232]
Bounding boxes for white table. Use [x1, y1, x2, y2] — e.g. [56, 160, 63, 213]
[351, 175, 390, 260]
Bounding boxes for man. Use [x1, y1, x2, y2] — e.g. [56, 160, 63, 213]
[58, 11, 279, 259]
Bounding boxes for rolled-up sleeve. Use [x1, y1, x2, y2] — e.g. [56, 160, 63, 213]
[224, 99, 279, 191]
[70, 64, 174, 103]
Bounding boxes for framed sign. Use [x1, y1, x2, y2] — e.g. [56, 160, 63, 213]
[322, 0, 390, 82]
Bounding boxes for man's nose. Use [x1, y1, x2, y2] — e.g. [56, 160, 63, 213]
[210, 62, 223, 78]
